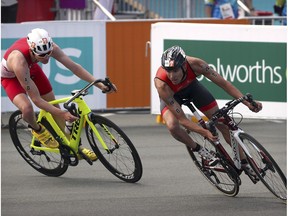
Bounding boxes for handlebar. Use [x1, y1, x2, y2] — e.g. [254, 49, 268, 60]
[209, 93, 258, 124]
[63, 77, 115, 115]
[101, 77, 117, 93]
[206, 93, 258, 136]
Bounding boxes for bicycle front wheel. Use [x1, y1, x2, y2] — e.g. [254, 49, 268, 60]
[8, 110, 68, 177]
[187, 132, 240, 197]
[85, 114, 143, 183]
[239, 133, 286, 201]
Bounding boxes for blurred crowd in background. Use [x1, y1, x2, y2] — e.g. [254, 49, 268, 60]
[1, 0, 286, 25]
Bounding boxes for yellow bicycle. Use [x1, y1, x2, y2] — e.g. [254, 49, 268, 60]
[9, 78, 143, 183]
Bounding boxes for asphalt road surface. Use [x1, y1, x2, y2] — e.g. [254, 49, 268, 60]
[1, 112, 287, 216]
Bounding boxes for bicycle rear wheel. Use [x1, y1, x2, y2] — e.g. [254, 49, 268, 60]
[187, 132, 240, 197]
[8, 110, 68, 177]
[85, 114, 143, 183]
[239, 133, 286, 201]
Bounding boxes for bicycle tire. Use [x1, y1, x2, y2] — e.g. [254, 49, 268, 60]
[85, 113, 143, 183]
[8, 110, 68, 177]
[186, 132, 240, 197]
[239, 133, 287, 201]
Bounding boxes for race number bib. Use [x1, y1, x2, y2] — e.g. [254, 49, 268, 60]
[220, 3, 235, 19]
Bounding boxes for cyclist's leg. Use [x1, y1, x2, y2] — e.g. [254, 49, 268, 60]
[2, 76, 40, 130]
[190, 81, 231, 145]
[161, 105, 198, 150]
[13, 93, 39, 130]
[30, 64, 53, 100]
[190, 82, 247, 160]
[202, 106, 247, 161]
[30, 64, 66, 133]
[41, 90, 66, 131]
[161, 103, 218, 164]
[202, 106, 231, 144]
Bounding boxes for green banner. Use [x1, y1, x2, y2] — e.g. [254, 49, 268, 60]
[164, 40, 287, 102]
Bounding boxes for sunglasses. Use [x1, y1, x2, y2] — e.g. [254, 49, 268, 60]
[34, 50, 53, 58]
[166, 67, 181, 73]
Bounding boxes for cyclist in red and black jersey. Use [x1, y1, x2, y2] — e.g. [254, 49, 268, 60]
[154, 46, 262, 167]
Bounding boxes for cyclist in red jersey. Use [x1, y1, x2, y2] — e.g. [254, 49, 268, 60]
[154, 46, 262, 170]
[1, 28, 116, 160]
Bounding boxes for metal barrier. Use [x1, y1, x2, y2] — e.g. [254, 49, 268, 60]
[53, 0, 115, 20]
[93, 0, 116, 20]
[52, 0, 205, 20]
[53, 0, 94, 20]
[114, 0, 205, 18]
[114, 0, 286, 25]
[52, 0, 286, 25]
[243, 16, 287, 25]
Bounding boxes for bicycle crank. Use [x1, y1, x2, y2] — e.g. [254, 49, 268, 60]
[58, 144, 79, 166]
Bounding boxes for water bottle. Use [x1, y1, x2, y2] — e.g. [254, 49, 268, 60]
[65, 121, 73, 134]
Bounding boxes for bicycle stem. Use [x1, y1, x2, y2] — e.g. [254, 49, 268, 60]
[64, 78, 114, 113]
[64, 80, 97, 109]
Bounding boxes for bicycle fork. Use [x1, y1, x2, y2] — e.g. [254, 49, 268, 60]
[86, 113, 120, 154]
[230, 130, 243, 170]
[231, 130, 260, 183]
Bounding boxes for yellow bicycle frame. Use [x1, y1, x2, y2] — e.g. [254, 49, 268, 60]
[30, 96, 112, 154]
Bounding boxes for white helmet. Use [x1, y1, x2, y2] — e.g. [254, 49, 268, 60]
[27, 28, 53, 55]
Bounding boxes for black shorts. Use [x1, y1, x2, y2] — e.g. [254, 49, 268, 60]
[160, 79, 217, 115]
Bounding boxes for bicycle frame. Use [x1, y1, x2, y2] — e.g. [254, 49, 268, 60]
[186, 100, 253, 172]
[185, 95, 286, 200]
[30, 96, 111, 154]
[221, 117, 257, 173]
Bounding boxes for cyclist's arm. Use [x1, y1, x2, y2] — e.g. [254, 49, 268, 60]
[154, 78, 216, 140]
[51, 43, 115, 92]
[189, 57, 262, 112]
[8, 51, 75, 121]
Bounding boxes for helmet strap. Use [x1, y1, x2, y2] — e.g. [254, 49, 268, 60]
[29, 49, 38, 62]
[180, 66, 187, 82]
[29, 49, 35, 56]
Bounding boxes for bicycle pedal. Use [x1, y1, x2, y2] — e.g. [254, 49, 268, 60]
[30, 148, 43, 156]
[34, 140, 42, 147]
[30, 141, 46, 156]
[243, 170, 259, 184]
[249, 175, 259, 184]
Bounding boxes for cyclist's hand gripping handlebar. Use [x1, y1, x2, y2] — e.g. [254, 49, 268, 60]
[244, 93, 262, 112]
[101, 77, 117, 93]
[244, 93, 257, 108]
[207, 93, 260, 130]
[65, 103, 78, 117]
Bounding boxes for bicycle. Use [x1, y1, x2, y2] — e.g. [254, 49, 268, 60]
[8, 78, 143, 183]
[185, 93, 286, 201]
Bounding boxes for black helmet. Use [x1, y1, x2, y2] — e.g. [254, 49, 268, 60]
[161, 46, 186, 71]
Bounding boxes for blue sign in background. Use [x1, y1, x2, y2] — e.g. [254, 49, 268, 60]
[1, 37, 93, 96]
